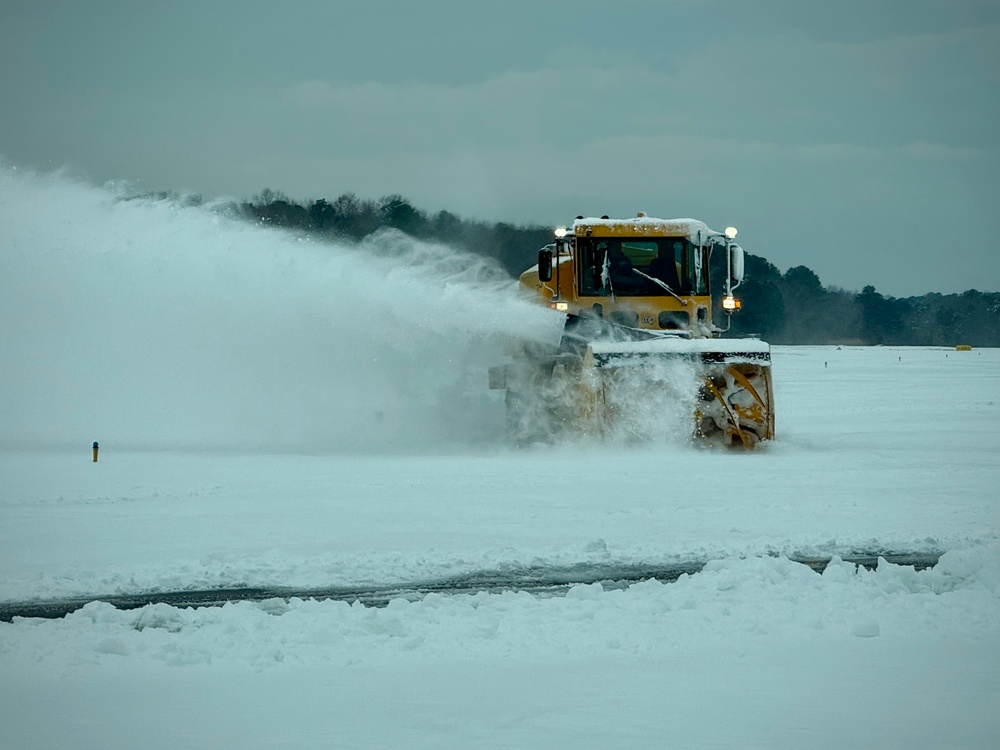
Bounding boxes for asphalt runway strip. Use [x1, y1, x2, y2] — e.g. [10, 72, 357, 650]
[0, 552, 941, 622]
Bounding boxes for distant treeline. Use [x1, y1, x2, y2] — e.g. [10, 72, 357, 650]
[722, 256, 1000, 346]
[243, 189, 553, 282]
[239, 190, 1000, 347]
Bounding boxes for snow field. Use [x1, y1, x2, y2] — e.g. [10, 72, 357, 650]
[2, 344, 997, 748]
[3, 344, 997, 602]
[2, 172, 999, 747]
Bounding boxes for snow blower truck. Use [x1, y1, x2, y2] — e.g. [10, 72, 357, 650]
[489, 214, 774, 448]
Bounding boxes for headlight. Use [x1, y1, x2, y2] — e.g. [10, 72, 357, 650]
[549, 300, 569, 312]
[554, 226, 568, 238]
[722, 296, 741, 311]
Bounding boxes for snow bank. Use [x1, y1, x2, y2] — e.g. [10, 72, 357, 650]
[3, 547, 998, 749]
[5, 548, 998, 669]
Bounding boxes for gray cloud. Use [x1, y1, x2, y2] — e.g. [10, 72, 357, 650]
[1, 0, 998, 295]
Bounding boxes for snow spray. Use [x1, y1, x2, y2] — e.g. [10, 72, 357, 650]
[0, 166, 562, 453]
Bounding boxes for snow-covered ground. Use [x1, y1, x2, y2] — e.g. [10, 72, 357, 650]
[1, 345, 998, 603]
[2, 169, 999, 748]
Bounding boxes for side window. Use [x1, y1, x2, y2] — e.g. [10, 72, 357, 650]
[693, 244, 705, 294]
[579, 241, 608, 296]
[673, 241, 689, 293]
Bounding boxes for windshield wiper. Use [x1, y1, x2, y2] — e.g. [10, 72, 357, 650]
[632, 268, 688, 306]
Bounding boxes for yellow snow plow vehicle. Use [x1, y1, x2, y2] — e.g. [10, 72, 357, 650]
[489, 214, 774, 448]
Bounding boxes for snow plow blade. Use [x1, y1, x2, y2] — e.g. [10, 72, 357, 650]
[585, 338, 774, 448]
[586, 338, 771, 367]
[499, 336, 773, 449]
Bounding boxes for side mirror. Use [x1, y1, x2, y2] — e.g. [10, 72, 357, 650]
[729, 243, 744, 284]
[538, 247, 553, 282]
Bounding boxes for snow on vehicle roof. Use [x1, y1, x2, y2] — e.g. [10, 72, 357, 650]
[572, 216, 720, 241]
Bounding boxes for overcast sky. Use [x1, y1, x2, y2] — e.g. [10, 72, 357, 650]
[2, 0, 998, 296]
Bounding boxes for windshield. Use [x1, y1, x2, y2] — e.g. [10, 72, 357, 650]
[577, 238, 705, 297]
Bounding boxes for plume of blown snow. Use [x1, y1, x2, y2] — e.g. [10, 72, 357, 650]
[0, 165, 563, 453]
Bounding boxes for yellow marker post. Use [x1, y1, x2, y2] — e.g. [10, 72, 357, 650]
[92, 441, 99, 463]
